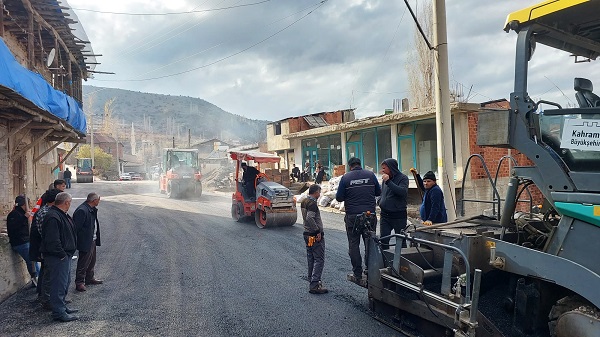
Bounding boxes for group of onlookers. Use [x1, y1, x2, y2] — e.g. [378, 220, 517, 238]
[6, 179, 102, 322]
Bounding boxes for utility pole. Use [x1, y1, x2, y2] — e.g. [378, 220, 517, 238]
[433, 0, 456, 221]
[90, 113, 95, 168]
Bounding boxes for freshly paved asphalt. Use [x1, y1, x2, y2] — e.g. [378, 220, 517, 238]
[0, 180, 402, 336]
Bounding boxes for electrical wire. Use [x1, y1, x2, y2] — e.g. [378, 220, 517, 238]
[71, 0, 272, 16]
[95, 1, 328, 82]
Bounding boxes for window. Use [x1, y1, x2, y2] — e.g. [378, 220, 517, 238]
[274, 122, 281, 135]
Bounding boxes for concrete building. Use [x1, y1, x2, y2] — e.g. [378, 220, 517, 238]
[267, 102, 543, 217]
[0, 1, 96, 301]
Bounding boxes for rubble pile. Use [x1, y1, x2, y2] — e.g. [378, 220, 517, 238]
[295, 176, 345, 212]
[203, 165, 235, 191]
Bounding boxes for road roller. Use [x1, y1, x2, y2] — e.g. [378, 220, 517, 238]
[230, 150, 297, 228]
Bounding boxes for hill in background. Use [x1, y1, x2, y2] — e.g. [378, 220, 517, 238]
[83, 85, 268, 143]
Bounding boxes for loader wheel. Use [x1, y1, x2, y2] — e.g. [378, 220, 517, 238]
[231, 202, 244, 222]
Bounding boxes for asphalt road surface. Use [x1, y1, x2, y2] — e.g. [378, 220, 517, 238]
[0, 180, 403, 336]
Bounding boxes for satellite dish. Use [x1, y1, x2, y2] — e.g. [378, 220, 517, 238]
[46, 48, 56, 68]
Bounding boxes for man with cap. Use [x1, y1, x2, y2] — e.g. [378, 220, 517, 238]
[7, 195, 39, 283]
[417, 170, 448, 226]
[379, 158, 409, 249]
[336, 157, 381, 283]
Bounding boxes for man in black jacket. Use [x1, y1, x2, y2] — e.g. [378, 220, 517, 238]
[40, 192, 79, 322]
[379, 158, 409, 250]
[74, 193, 102, 292]
[63, 168, 72, 189]
[336, 157, 381, 282]
[30, 188, 61, 305]
[7, 195, 38, 282]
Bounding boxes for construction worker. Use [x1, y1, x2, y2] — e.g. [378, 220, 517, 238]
[241, 162, 260, 200]
[302, 184, 328, 294]
[336, 157, 381, 283]
[417, 171, 448, 226]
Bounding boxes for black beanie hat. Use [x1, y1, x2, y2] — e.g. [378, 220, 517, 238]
[423, 171, 436, 181]
[15, 195, 26, 207]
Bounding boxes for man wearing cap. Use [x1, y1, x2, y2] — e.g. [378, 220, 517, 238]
[40, 192, 79, 322]
[336, 157, 381, 283]
[7, 195, 39, 283]
[418, 171, 448, 226]
[74, 192, 102, 292]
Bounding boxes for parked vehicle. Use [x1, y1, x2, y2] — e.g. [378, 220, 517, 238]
[129, 172, 143, 180]
[119, 173, 131, 181]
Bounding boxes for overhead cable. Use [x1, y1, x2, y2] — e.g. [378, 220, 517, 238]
[71, 0, 272, 16]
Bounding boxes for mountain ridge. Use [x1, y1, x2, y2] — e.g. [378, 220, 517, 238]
[82, 85, 268, 143]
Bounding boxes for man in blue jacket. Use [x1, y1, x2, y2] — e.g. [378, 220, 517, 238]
[418, 171, 448, 225]
[379, 158, 409, 249]
[336, 157, 381, 282]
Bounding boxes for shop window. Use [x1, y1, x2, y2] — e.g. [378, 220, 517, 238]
[363, 129, 377, 173]
[377, 126, 392, 165]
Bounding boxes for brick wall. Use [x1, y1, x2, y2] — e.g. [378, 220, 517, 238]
[466, 111, 544, 213]
[287, 110, 346, 133]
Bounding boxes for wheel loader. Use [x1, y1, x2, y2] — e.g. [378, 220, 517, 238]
[159, 148, 202, 199]
[229, 150, 297, 229]
[364, 1, 600, 336]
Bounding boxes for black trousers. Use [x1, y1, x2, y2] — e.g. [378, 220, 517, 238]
[379, 216, 407, 250]
[344, 214, 377, 277]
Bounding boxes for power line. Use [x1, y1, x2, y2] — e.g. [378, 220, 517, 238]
[95, 1, 328, 82]
[136, 2, 322, 78]
[71, 0, 272, 16]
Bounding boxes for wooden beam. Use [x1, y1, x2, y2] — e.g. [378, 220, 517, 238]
[0, 120, 32, 144]
[0, 0, 4, 37]
[28, 10, 34, 68]
[52, 143, 78, 173]
[21, 0, 83, 76]
[33, 136, 67, 163]
[12, 129, 54, 160]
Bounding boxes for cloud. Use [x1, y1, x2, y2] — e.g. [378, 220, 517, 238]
[69, 0, 600, 121]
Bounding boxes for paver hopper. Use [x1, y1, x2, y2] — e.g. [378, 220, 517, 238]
[230, 150, 297, 228]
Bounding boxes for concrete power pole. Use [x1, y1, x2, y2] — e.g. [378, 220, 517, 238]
[433, 0, 456, 221]
[90, 113, 95, 168]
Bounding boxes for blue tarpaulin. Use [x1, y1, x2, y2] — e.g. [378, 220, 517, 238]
[0, 37, 86, 134]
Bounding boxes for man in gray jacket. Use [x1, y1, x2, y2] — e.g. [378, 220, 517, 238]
[74, 193, 102, 292]
[379, 158, 409, 249]
[301, 184, 327, 294]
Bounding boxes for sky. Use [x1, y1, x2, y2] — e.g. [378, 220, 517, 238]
[65, 0, 600, 121]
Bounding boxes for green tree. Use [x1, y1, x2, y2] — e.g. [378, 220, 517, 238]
[76, 144, 114, 173]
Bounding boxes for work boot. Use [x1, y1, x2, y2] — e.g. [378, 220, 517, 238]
[76, 284, 86, 292]
[54, 313, 79, 322]
[309, 283, 328, 294]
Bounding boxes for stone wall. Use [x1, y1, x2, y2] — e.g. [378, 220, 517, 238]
[0, 235, 29, 303]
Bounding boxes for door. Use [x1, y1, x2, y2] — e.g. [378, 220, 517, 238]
[346, 142, 362, 164]
[398, 135, 416, 176]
